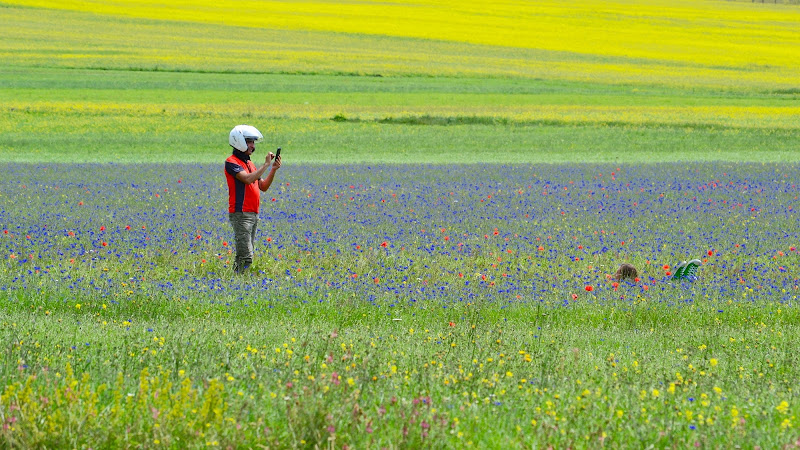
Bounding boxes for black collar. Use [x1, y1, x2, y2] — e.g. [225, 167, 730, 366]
[232, 149, 250, 162]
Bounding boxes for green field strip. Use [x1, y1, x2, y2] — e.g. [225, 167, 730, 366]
[6, 67, 797, 99]
[2, 116, 798, 164]
[6, 87, 797, 107]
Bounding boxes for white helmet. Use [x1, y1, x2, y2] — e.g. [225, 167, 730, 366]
[229, 125, 263, 151]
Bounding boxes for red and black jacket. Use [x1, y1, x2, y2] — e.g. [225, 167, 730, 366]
[225, 151, 260, 213]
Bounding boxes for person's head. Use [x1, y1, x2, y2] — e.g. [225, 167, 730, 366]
[229, 125, 263, 155]
[614, 263, 638, 282]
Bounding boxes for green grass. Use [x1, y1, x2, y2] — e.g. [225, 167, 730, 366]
[3, 291, 800, 447]
[2, 68, 799, 163]
[8, 121, 796, 164]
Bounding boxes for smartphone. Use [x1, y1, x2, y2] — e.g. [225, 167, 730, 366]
[275, 147, 281, 159]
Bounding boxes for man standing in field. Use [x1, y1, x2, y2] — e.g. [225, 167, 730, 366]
[224, 125, 281, 274]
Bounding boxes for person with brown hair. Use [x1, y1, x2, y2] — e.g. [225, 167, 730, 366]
[613, 263, 639, 282]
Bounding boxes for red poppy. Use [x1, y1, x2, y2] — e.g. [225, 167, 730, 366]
[585, 285, 594, 292]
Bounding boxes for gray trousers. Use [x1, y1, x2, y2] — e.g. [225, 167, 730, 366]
[229, 212, 258, 273]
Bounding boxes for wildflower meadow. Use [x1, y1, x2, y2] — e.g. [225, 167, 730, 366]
[2, 163, 800, 447]
[2, 0, 800, 448]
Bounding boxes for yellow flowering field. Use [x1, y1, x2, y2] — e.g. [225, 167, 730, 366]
[2, 0, 799, 87]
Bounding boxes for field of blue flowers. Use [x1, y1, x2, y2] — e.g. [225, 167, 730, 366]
[2, 162, 797, 304]
[2, 162, 799, 447]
